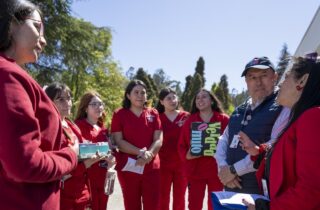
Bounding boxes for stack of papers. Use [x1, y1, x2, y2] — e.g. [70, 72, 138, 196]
[211, 191, 269, 210]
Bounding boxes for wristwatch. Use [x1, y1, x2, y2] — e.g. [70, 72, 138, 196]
[229, 165, 237, 175]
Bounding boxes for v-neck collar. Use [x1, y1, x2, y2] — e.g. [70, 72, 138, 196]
[164, 111, 180, 123]
[128, 108, 145, 118]
[197, 111, 215, 123]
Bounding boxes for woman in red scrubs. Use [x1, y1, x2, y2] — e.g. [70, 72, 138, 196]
[111, 80, 163, 210]
[45, 83, 103, 210]
[75, 91, 112, 210]
[179, 89, 229, 210]
[156, 88, 189, 210]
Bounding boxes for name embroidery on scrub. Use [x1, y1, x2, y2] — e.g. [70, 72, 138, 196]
[176, 117, 187, 127]
[146, 114, 155, 122]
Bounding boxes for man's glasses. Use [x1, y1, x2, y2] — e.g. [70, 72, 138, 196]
[88, 102, 105, 108]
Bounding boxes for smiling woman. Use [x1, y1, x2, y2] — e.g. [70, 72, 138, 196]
[179, 89, 229, 210]
[1, 3, 46, 65]
[111, 79, 163, 210]
[75, 91, 112, 210]
[0, 1, 78, 210]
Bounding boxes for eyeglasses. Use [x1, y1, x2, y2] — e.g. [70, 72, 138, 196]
[164, 95, 178, 101]
[54, 96, 72, 103]
[88, 102, 105, 108]
[25, 18, 44, 37]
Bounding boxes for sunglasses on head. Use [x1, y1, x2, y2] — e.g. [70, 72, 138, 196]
[303, 52, 318, 63]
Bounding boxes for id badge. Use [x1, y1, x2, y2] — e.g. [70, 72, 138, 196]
[229, 135, 240, 148]
[262, 178, 269, 198]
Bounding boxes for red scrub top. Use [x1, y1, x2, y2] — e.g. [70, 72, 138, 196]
[179, 111, 229, 179]
[60, 119, 90, 206]
[111, 107, 162, 172]
[75, 119, 109, 189]
[159, 111, 190, 169]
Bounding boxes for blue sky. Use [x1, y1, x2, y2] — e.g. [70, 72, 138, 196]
[71, 0, 319, 93]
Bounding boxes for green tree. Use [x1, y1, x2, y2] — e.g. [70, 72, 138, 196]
[187, 73, 203, 111]
[29, 0, 126, 121]
[152, 69, 183, 97]
[230, 89, 248, 108]
[153, 69, 169, 90]
[180, 57, 206, 111]
[169, 80, 183, 98]
[125, 67, 136, 80]
[135, 68, 158, 106]
[181, 75, 193, 111]
[195, 57, 205, 86]
[276, 43, 291, 84]
[219, 75, 233, 112]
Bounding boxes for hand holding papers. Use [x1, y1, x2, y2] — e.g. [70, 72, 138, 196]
[121, 157, 145, 174]
[211, 191, 269, 210]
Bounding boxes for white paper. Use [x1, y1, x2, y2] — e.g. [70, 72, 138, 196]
[121, 157, 145, 174]
[212, 191, 269, 206]
[229, 135, 240, 148]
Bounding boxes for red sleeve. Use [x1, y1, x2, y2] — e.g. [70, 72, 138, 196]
[70, 162, 86, 177]
[67, 120, 87, 176]
[220, 113, 230, 133]
[152, 108, 162, 130]
[111, 109, 122, 133]
[271, 108, 320, 210]
[178, 116, 192, 161]
[0, 66, 77, 183]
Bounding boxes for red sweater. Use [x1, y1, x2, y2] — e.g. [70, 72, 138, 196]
[60, 119, 90, 205]
[0, 54, 77, 210]
[256, 107, 320, 210]
[75, 119, 109, 189]
[179, 111, 229, 179]
[159, 111, 190, 169]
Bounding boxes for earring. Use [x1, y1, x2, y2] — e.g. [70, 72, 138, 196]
[296, 85, 303, 91]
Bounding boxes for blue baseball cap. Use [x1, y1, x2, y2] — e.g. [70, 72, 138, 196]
[242, 57, 275, 77]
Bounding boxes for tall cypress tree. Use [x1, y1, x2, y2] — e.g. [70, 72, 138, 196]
[211, 75, 233, 114]
[276, 43, 291, 84]
[186, 73, 203, 112]
[219, 74, 232, 110]
[195, 56, 206, 86]
[135, 68, 158, 106]
[181, 57, 206, 111]
[181, 75, 193, 111]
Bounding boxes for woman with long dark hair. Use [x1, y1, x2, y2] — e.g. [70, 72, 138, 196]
[156, 88, 189, 210]
[0, 1, 78, 209]
[179, 89, 229, 210]
[45, 83, 100, 210]
[111, 80, 163, 210]
[243, 56, 320, 210]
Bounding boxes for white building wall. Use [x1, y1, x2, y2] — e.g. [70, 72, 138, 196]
[295, 6, 320, 56]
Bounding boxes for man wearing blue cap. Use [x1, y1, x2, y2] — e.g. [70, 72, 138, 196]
[215, 57, 282, 194]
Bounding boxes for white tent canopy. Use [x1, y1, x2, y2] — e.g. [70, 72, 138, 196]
[295, 6, 320, 56]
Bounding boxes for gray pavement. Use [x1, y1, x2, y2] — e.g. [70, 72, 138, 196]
[108, 176, 208, 210]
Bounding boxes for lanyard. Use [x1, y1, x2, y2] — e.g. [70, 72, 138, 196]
[240, 102, 252, 131]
